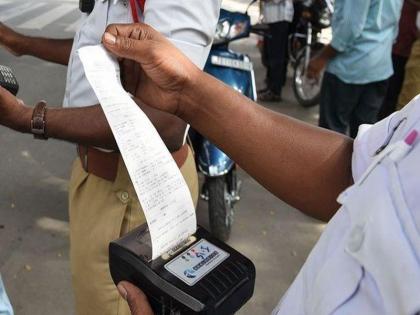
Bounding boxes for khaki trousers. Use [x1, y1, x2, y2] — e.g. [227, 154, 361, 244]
[68, 147, 198, 315]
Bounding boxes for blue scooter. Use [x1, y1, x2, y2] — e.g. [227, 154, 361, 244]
[189, 2, 258, 241]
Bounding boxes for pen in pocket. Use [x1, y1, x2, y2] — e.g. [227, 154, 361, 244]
[388, 129, 418, 162]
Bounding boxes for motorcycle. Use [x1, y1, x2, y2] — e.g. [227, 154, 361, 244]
[289, 0, 334, 107]
[189, 4, 257, 241]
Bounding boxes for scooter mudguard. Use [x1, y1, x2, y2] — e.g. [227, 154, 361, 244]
[196, 139, 234, 177]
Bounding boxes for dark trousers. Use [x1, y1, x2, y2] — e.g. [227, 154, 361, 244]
[377, 54, 408, 120]
[264, 21, 290, 94]
[319, 72, 389, 138]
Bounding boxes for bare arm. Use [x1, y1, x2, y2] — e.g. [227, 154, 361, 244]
[0, 23, 73, 65]
[180, 72, 353, 221]
[102, 23, 355, 221]
[1, 92, 186, 152]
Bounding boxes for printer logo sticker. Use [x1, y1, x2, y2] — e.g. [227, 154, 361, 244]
[184, 269, 196, 279]
[165, 239, 230, 286]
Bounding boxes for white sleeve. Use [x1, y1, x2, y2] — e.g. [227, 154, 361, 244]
[144, 0, 222, 69]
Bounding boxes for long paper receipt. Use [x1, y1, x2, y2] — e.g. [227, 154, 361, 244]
[78, 45, 196, 259]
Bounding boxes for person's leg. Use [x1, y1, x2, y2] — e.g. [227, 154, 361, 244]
[260, 21, 289, 101]
[318, 72, 361, 135]
[258, 34, 270, 94]
[377, 54, 408, 120]
[68, 147, 198, 315]
[279, 22, 291, 88]
[0, 275, 13, 315]
[68, 156, 134, 315]
[350, 79, 389, 138]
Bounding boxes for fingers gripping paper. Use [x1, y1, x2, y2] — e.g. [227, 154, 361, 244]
[78, 45, 196, 259]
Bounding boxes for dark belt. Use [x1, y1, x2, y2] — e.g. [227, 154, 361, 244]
[77, 144, 189, 182]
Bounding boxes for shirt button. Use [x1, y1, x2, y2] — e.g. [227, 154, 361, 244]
[347, 226, 365, 252]
[119, 191, 130, 203]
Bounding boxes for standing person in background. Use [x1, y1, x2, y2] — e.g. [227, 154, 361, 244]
[307, 0, 403, 138]
[378, 0, 420, 120]
[397, 10, 420, 110]
[258, 0, 294, 102]
[0, 1, 220, 314]
[0, 275, 13, 315]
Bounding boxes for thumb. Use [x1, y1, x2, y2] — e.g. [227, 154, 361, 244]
[117, 281, 154, 315]
[103, 32, 144, 63]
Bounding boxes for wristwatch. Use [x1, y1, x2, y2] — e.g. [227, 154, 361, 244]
[31, 101, 48, 140]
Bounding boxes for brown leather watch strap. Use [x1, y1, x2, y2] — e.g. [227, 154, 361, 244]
[31, 101, 48, 140]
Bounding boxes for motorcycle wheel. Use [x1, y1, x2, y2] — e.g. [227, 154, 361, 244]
[292, 51, 323, 108]
[208, 176, 233, 241]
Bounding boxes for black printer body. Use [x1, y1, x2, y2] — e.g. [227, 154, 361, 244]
[109, 225, 255, 315]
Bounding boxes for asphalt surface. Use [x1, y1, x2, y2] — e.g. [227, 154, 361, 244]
[0, 0, 323, 314]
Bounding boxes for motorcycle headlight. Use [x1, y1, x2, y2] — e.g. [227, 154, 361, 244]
[213, 20, 249, 45]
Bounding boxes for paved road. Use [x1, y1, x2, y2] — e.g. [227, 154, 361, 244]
[0, 1, 322, 314]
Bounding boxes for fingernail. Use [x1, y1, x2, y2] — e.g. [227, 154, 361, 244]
[104, 32, 116, 45]
[117, 283, 128, 300]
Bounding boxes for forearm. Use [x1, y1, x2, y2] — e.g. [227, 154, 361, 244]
[181, 72, 354, 221]
[11, 35, 73, 65]
[18, 102, 185, 151]
[17, 105, 117, 148]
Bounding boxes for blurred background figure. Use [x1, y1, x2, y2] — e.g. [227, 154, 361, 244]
[0, 275, 13, 315]
[397, 9, 420, 110]
[258, 0, 294, 102]
[308, 0, 403, 138]
[378, 0, 420, 120]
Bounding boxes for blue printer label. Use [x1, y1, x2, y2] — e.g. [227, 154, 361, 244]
[164, 239, 230, 286]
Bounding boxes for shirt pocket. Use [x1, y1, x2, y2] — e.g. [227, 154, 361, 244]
[307, 241, 363, 315]
[77, 0, 108, 47]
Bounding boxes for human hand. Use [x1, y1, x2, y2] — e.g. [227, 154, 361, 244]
[102, 23, 201, 116]
[0, 22, 23, 56]
[0, 86, 31, 132]
[117, 281, 154, 315]
[120, 58, 141, 97]
[307, 54, 327, 80]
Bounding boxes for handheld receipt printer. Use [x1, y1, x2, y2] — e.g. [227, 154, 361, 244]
[109, 225, 255, 314]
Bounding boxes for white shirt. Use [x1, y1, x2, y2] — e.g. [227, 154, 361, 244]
[273, 94, 420, 315]
[261, 0, 294, 24]
[0, 274, 13, 315]
[63, 0, 221, 107]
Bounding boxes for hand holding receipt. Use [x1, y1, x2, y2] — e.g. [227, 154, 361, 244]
[78, 45, 196, 259]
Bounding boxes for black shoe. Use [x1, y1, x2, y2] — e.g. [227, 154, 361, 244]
[258, 89, 282, 102]
[257, 87, 270, 94]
